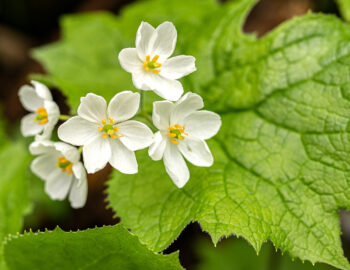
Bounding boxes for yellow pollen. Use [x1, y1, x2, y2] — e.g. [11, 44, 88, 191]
[34, 107, 48, 125]
[98, 121, 123, 140]
[168, 124, 188, 144]
[143, 54, 161, 73]
[56, 157, 73, 175]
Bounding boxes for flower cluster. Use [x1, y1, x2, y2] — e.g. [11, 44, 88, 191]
[19, 21, 221, 208]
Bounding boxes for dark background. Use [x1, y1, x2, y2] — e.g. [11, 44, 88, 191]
[0, 0, 347, 269]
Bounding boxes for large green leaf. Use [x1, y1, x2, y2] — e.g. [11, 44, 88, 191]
[3, 225, 182, 270]
[0, 141, 31, 270]
[107, 0, 350, 269]
[31, 0, 218, 112]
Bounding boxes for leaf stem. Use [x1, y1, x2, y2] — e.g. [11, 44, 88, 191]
[59, 115, 71, 121]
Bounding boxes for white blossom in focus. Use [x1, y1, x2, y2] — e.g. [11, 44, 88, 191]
[148, 92, 221, 188]
[30, 140, 88, 209]
[58, 91, 153, 174]
[18, 81, 59, 140]
[118, 21, 196, 101]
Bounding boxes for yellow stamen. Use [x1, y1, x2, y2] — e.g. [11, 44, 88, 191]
[34, 107, 48, 125]
[39, 119, 48, 125]
[168, 132, 176, 138]
[56, 157, 73, 175]
[168, 124, 188, 144]
[110, 134, 123, 139]
[143, 54, 161, 73]
[152, 55, 159, 62]
[98, 121, 122, 139]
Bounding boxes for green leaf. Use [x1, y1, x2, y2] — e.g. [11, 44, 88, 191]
[107, 0, 350, 269]
[31, 0, 218, 112]
[337, 0, 350, 22]
[196, 237, 335, 270]
[0, 141, 31, 270]
[3, 225, 182, 270]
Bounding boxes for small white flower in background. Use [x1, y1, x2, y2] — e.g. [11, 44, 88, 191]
[58, 91, 153, 174]
[18, 80, 59, 140]
[30, 140, 88, 209]
[149, 92, 221, 188]
[118, 21, 196, 101]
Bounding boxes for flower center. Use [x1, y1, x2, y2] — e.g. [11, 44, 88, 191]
[56, 157, 73, 175]
[34, 107, 48, 125]
[143, 55, 161, 74]
[98, 118, 123, 139]
[168, 124, 188, 145]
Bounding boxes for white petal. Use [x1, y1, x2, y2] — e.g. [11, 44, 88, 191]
[161, 55, 196, 80]
[45, 169, 73, 200]
[83, 137, 111, 174]
[31, 80, 52, 101]
[18, 85, 44, 112]
[109, 139, 138, 174]
[54, 142, 80, 164]
[178, 136, 213, 167]
[163, 142, 189, 188]
[184, 111, 221, 140]
[107, 91, 140, 122]
[69, 163, 88, 209]
[151, 22, 177, 61]
[30, 153, 59, 180]
[152, 100, 174, 130]
[58, 116, 100, 146]
[29, 140, 55, 155]
[148, 131, 167, 161]
[78, 93, 107, 123]
[118, 120, 153, 151]
[136, 21, 156, 60]
[20, 113, 44, 137]
[132, 71, 183, 101]
[118, 48, 143, 73]
[171, 92, 203, 124]
[132, 70, 154, 90]
[36, 100, 60, 141]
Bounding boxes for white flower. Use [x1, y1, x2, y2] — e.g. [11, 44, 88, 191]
[148, 92, 221, 188]
[118, 21, 196, 101]
[30, 140, 88, 209]
[57, 91, 153, 174]
[18, 80, 60, 140]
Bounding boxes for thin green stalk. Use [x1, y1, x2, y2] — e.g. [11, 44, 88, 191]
[59, 115, 71, 121]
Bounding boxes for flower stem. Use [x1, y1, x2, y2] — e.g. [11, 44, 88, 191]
[59, 115, 71, 121]
[140, 90, 145, 111]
